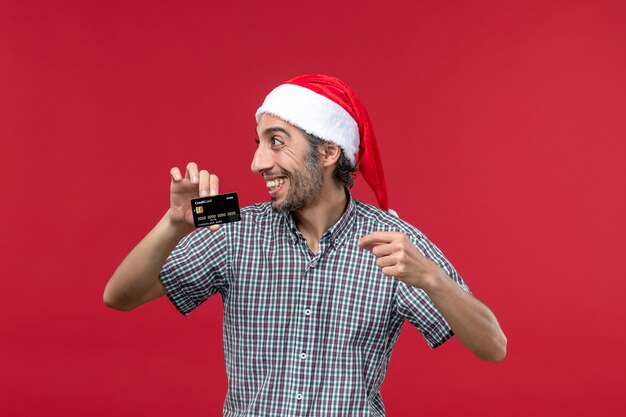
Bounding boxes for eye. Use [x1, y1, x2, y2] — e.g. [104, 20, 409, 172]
[271, 137, 284, 146]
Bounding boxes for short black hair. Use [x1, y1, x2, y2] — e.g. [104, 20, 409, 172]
[299, 129, 357, 188]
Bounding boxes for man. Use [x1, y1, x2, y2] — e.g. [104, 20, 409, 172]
[104, 74, 506, 416]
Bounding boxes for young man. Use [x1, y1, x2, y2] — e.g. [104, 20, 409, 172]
[104, 74, 506, 416]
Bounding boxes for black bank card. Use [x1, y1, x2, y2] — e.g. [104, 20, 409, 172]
[191, 192, 241, 227]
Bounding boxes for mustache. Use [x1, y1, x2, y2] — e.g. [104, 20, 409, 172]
[263, 170, 291, 179]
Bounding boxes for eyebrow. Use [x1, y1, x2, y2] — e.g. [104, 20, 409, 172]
[260, 126, 291, 138]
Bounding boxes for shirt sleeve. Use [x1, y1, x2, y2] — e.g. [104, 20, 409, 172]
[159, 227, 230, 316]
[395, 231, 471, 348]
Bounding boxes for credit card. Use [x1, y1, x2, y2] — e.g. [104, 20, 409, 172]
[191, 192, 241, 227]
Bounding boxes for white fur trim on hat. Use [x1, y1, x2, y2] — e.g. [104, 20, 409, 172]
[255, 84, 359, 165]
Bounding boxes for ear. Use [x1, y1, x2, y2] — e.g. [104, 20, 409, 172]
[320, 143, 342, 168]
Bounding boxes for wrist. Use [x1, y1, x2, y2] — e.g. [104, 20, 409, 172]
[420, 269, 451, 297]
[162, 210, 194, 239]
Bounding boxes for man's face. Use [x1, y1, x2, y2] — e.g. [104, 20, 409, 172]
[252, 114, 323, 213]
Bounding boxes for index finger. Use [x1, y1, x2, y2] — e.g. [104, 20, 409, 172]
[358, 231, 402, 251]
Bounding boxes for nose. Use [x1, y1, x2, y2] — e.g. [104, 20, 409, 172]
[251, 143, 273, 173]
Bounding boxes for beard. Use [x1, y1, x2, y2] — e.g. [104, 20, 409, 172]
[270, 149, 323, 213]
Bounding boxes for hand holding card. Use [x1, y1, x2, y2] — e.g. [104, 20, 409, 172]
[168, 162, 221, 230]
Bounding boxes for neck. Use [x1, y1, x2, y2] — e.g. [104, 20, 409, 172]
[293, 181, 347, 253]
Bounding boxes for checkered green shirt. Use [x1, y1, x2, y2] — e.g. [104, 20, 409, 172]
[160, 194, 469, 417]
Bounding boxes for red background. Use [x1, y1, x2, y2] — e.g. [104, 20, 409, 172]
[1, 0, 625, 416]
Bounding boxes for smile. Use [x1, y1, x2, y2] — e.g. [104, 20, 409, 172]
[266, 177, 286, 191]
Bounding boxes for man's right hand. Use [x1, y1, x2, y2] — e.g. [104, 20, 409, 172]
[104, 162, 221, 311]
[168, 162, 220, 231]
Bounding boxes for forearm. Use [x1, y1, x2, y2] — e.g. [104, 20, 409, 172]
[425, 271, 507, 362]
[103, 211, 193, 311]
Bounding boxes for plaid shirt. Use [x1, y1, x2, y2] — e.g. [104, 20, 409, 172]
[160, 194, 469, 417]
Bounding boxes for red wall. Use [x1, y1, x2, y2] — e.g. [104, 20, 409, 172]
[1, 1, 625, 416]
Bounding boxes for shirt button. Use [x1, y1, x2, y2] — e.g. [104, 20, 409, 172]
[296, 393, 303, 401]
[304, 308, 312, 316]
[300, 352, 308, 360]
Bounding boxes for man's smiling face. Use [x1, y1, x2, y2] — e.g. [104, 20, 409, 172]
[252, 113, 323, 213]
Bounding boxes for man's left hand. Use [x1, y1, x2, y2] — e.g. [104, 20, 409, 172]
[358, 231, 442, 290]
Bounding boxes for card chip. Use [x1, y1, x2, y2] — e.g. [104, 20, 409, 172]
[195, 206, 204, 214]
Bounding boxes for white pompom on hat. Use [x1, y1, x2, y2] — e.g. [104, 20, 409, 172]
[255, 74, 390, 212]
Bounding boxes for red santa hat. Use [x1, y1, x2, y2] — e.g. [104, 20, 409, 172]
[255, 74, 390, 212]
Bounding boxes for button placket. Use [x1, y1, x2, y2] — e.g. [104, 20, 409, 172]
[293, 242, 322, 410]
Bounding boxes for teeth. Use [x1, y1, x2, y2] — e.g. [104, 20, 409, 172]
[266, 178, 285, 189]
